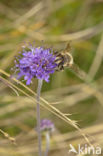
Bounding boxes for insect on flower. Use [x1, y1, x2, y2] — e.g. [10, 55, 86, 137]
[54, 43, 73, 71]
[54, 42, 87, 80]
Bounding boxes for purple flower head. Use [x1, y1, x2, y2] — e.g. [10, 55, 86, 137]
[40, 119, 55, 132]
[14, 44, 57, 85]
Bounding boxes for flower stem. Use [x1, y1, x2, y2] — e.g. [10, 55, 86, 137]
[36, 79, 43, 156]
[45, 132, 50, 156]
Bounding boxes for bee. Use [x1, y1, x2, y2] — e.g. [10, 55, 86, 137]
[55, 43, 87, 80]
[54, 43, 73, 71]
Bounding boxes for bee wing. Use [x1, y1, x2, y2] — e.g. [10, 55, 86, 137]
[64, 42, 72, 53]
[56, 42, 71, 54]
[69, 63, 87, 81]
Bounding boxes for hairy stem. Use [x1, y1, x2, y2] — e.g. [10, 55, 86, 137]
[36, 79, 43, 156]
[45, 132, 50, 156]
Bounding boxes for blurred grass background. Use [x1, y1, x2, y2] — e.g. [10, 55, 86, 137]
[0, 0, 103, 155]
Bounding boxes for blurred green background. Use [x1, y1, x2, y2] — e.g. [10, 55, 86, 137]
[0, 0, 103, 155]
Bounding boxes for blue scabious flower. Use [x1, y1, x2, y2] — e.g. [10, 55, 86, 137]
[40, 119, 55, 132]
[15, 45, 57, 85]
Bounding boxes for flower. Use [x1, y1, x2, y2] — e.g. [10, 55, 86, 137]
[15, 44, 57, 85]
[39, 119, 55, 132]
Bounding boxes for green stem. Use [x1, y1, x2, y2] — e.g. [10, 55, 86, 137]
[36, 79, 43, 156]
[45, 132, 50, 156]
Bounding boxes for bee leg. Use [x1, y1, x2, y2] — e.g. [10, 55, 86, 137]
[57, 62, 64, 70]
[60, 66, 64, 70]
